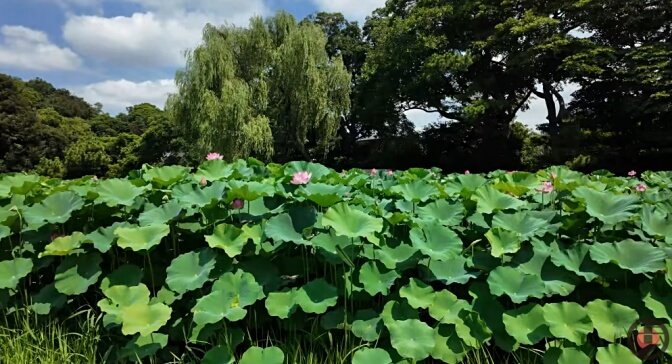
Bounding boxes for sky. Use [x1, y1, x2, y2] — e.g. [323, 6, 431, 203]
[0, 0, 564, 129]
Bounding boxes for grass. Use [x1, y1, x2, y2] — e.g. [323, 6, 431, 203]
[0, 307, 101, 364]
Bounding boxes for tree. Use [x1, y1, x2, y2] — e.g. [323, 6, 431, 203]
[169, 12, 351, 162]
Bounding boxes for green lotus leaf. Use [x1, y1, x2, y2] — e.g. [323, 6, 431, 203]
[589, 239, 665, 274]
[471, 186, 525, 214]
[548, 242, 600, 281]
[86, 222, 129, 253]
[502, 304, 550, 345]
[431, 324, 470, 364]
[120, 333, 169, 361]
[115, 224, 170, 251]
[322, 203, 383, 241]
[543, 347, 590, 364]
[352, 348, 392, 364]
[0, 226, 9, 240]
[172, 181, 225, 207]
[142, 165, 190, 187]
[265, 289, 298, 319]
[641, 205, 672, 242]
[98, 284, 151, 325]
[40, 232, 86, 257]
[487, 266, 546, 303]
[239, 346, 284, 364]
[202, 346, 234, 364]
[357, 261, 399, 296]
[192, 270, 264, 326]
[206, 223, 262, 258]
[351, 309, 383, 341]
[416, 200, 464, 226]
[0, 174, 40, 197]
[95, 179, 146, 207]
[428, 290, 470, 325]
[445, 174, 487, 195]
[100, 264, 144, 291]
[264, 213, 307, 244]
[586, 299, 638, 342]
[227, 181, 275, 201]
[595, 343, 641, 364]
[23, 191, 84, 228]
[138, 201, 182, 226]
[165, 249, 216, 294]
[468, 282, 518, 352]
[423, 256, 478, 285]
[387, 319, 435, 361]
[573, 186, 639, 224]
[399, 278, 435, 309]
[295, 278, 338, 314]
[512, 240, 579, 297]
[391, 180, 439, 202]
[54, 253, 102, 295]
[485, 228, 521, 257]
[641, 281, 672, 323]
[310, 231, 352, 255]
[30, 283, 66, 315]
[120, 302, 172, 336]
[285, 161, 331, 180]
[375, 243, 418, 269]
[491, 211, 551, 238]
[542, 302, 593, 345]
[409, 221, 462, 261]
[0, 257, 33, 289]
[299, 183, 349, 207]
[195, 160, 234, 181]
[455, 310, 492, 348]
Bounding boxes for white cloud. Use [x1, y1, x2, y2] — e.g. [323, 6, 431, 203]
[75, 79, 176, 114]
[311, 0, 385, 22]
[63, 0, 268, 68]
[0, 25, 82, 71]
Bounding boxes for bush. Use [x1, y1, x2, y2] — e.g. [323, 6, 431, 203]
[0, 161, 669, 362]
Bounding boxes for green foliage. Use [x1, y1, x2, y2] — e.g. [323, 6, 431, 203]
[169, 12, 351, 162]
[1, 161, 671, 362]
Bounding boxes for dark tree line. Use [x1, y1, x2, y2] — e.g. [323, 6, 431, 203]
[1, 1, 671, 177]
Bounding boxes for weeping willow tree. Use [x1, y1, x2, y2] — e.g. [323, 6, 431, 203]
[168, 12, 351, 161]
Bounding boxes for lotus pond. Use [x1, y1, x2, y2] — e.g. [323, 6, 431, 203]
[1, 160, 671, 363]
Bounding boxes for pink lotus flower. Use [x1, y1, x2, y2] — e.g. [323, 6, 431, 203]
[539, 181, 554, 193]
[206, 152, 224, 161]
[200, 176, 207, 186]
[386, 170, 394, 176]
[464, 170, 471, 175]
[231, 198, 244, 209]
[370, 168, 378, 176]
[628, 170, 637, 177]
[636, 183, 647, 192]
[291, 171, 312, 185]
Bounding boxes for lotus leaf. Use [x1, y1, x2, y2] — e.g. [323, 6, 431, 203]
[0, 257, 33, 289]
[115, 224, 170, 251]
[387, 319, 435, 361]
[409, 221, 462, 260]
[95, 179, 146, 206]
[589, 239, 665, 274]
[595, 343, 641, 364]
[165, 249, 216, 294]
[471, 186, 525, 214]
[573, 186, 639, 224]
[542, 302, 593, 345]
[239, 346, 284, 364]
[322, 203, 383, 241]
[585, 299, 638, 342]
[358, 261, 399, 296]
[206, 223, 261, 257]
[487, 266, 545, 303]
[54, 253, 102, 295]
[352, 348, 392, 364]
[23, 191, 83, 227]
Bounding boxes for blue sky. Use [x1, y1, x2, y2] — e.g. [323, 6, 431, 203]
[0, 0, 559, 128]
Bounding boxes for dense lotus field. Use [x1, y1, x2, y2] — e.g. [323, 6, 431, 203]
[1, 159, 671, 363]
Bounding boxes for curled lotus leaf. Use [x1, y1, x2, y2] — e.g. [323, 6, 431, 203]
[299, 183, 349, 207]
[416, 200, 465, 226]
[227, 181, 275, 201]
[485, 228, 521, 258]
[95, 179, 146, 207]
[409, 221, 462, 261]
[23, 191, 84, 228]
[239, 346, 284, 364]
[54, 253, 102, 295]
[596, 343, 641, 364]
[390, 180, 439, 202]
[357, 261, 399, 296]
[138, 201, 182, 226]
[585, 299, 638, 342]
[321, 203, 383, 241]
[491, 211, 551, 238]
[573, 186, 639, 225]
[641, 205, 672, 242]
[165, 249, 217, 294]
[471, 185, 525, 214]
[120, 302, 172, 336]
[502, 304, 550, 345]
[192, 270, 265, 326]
[294, 278, 338, 314]
[206, 223, 262, 258]
[589, 239, 666, 274]
[399, 278, 435, 309]
[543, 347, 590, 364]
[172, 181, 225, 207]
[351, 309, 383, 341]
[114, 224, 170, 251]
[0, 257, 33, 290]
[487, 266, 545, 303]
[40, 232, 86, 257]
[142, 165, 190, 187]
[428, 290, 470, 325]
[352, 348, 392, 364]
[422, 256, 478, 285]
[120, 333, 169, 361]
